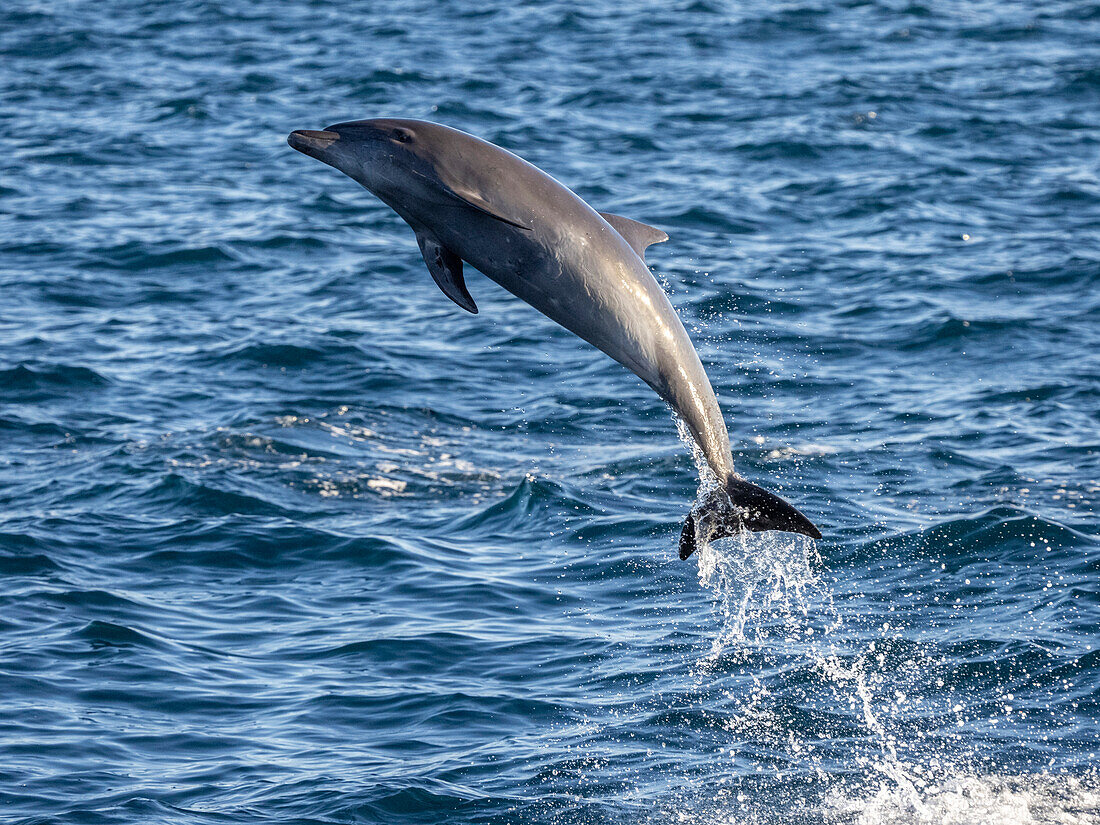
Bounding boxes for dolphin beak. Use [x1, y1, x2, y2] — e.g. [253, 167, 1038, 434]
[287, 129, 340, 159]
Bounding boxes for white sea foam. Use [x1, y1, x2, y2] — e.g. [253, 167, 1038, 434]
[651, 772, 1100, 825]
[823, 772, 1100, 825]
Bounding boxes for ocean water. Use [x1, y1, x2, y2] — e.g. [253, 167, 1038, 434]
[2, 0, 1099, 822]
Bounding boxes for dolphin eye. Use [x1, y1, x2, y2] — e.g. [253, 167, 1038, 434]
[393, 129, 412, 143]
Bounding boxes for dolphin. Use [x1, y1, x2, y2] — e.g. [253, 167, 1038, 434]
[288, 119, 820, 557]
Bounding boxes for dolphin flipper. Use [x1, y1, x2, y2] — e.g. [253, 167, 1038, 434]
[599, 213, 669, 260]
[416, 231, 478, 314]
[678, 478, 821, 560]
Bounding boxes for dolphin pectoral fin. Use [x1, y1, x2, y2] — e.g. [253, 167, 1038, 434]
[598, 213, 669, 260]
[678, 478, 821, 560]
[415, 231, 479, 314]
[442, 186, 532, 231]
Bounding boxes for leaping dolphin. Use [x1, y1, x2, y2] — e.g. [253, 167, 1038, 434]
[288, 119, 821, 557]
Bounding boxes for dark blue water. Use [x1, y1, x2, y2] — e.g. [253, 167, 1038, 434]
[2, 1, 1099, 822]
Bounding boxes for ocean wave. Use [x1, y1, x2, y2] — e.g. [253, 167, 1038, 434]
[894, 315, 1023, 350]
[137, 472, 299, 518]
[133, 521, 349, 570]
[0, 543, 62, 576]
[0, 363, 109, 394]
[450, 474, 599, 536]
[72, 619, 166, 651]
[899, 507, 1091, 564]
[84, 240, 237, 270]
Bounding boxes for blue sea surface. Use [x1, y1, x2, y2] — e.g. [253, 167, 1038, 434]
[2, 1, 1099, 822]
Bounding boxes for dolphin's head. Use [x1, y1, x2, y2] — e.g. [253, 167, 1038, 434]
[288, 119, 447, 209]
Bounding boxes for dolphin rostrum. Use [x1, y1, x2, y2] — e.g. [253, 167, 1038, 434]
[288, 119, 821, 557]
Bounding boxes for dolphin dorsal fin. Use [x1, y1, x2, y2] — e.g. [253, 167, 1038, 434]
[415, 231, 478, 314]
[599, 213, 669, 260]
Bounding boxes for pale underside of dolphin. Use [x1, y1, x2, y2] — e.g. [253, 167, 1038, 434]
[288, 119, 820, 557]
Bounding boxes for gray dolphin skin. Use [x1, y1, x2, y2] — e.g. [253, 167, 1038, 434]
[288, 119, 821, 557]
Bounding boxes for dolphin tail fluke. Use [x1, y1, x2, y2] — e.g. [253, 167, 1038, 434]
[678, 478, 821, 560]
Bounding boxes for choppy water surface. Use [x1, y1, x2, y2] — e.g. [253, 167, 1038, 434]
[2, 1, 1099, 822]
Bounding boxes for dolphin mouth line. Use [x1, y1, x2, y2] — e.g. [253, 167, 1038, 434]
[288, 129, 340, 156]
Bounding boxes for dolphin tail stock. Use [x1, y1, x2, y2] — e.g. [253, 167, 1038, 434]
[678, 477, 821, 560]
